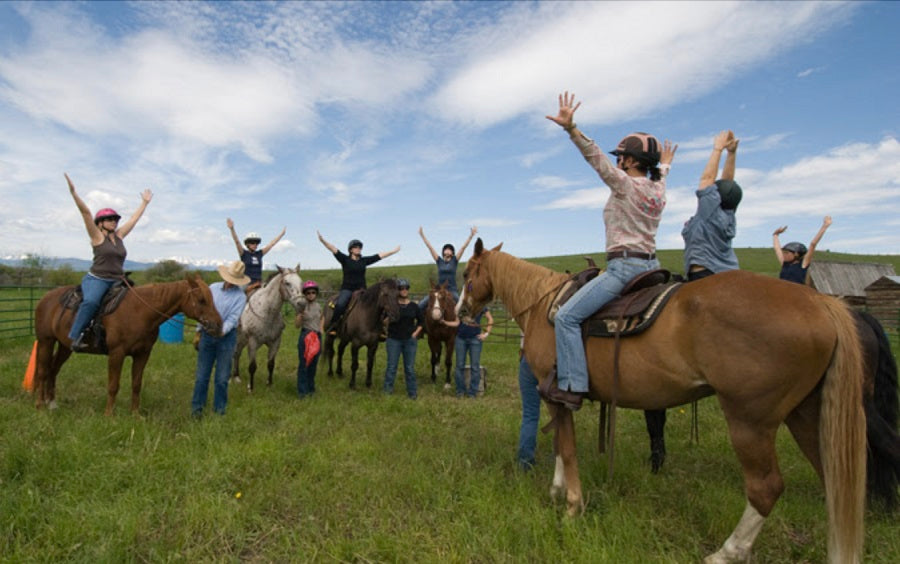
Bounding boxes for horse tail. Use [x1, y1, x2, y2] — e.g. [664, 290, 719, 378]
[820, 297, 866, 563]
[857, 311, 900, 511]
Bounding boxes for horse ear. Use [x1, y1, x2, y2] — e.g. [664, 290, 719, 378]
[474, 238, 483, 256]
[492, 242, 503, 252]
[296, 262, 301, 272]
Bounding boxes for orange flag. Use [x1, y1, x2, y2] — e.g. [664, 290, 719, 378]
[22, 340, 37, 391]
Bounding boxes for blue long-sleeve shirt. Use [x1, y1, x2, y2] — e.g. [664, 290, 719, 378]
[208, 281, 246, 335]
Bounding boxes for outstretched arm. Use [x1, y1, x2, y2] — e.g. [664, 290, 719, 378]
[803, 216, 832, 268]
[418, 226, 438, 261]
[226, 218, 244, 256]
[721, 136, 739, 181]
[262, 227, 286, 255]
[317, 230, 338, 254]
[456, 226, 478, 260]
[772, 226, 787, 265]
[117, 189, 152, 239]
[699, 131, 732, 190]
[66, 174, 103, 244]
[378, 245, 400, 259]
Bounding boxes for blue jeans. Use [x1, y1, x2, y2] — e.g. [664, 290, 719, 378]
[517, 356, 540, 470]
[383, 337, 418, 398]
[331, 289, 353, 324]
[454, 334, 483, 397]
[555, 257, 659, 392]
[191, 329, 237, 415]
[296, 329, 321, 397]
[69, 273, 115, 339]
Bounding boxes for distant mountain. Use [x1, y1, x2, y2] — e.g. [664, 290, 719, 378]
[0, 256, 217, 271]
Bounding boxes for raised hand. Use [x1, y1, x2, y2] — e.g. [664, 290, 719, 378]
[545, 91, 581, 129]
[660, 140, 678, 165]
[773, 226, 787, 236]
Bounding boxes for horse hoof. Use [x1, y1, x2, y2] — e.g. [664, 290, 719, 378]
[48, 400, 59, 411]
[443, 383, 451, 391]
[232, 376, 242, 384]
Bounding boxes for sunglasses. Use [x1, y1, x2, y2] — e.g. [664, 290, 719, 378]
[102, 217, 119, 222]
[398, 286, 410, 290]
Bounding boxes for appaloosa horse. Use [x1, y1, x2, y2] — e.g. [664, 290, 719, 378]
[322, 279, 400, 389]
[33, 275, 222, 415]
[232, 265, 304, 392]
[461, 239, 865, 564]
[423, 281, 458, 387]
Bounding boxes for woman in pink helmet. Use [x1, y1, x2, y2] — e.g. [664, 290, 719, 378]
[541, 92, 677, 410]
[294, 280, 324, 397]
[65, 173, 153, 351]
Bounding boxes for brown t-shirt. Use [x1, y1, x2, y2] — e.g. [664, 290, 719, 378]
[90, 234, 127, 279]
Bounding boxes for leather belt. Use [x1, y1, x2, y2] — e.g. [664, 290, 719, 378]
[606, 250, 656, 261]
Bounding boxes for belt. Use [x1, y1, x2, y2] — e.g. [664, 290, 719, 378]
[606, 250, 656, 261]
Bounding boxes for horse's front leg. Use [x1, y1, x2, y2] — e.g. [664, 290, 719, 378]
[553, 405, 584, 516]
[365, 343, 378, 389]
[349, 344, 361, 389]
[105, 352, 127, 416]
[129, 350, 152, 414]
[267, 335, 281, 386]
[444, 340, 453, 388]
[231, 341, 243, 384]
[247, 341, 258, 392]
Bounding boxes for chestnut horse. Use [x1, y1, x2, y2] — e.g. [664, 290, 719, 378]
[423, 281, 458, 387]
[322, 279, 400, 389]
[461, 239, 865, 563]
[33, 276, 223, 415]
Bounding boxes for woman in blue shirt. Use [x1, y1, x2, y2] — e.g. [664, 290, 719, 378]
[417, 225, 477, 308]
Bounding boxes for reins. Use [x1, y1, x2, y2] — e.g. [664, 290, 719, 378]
[122, 278, 205, 330]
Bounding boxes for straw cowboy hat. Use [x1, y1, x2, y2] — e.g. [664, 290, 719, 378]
[218, 260, 251, 286]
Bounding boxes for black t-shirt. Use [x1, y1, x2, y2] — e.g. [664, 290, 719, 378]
[334, 251, 382, 291]
[387, 301, 424, 340]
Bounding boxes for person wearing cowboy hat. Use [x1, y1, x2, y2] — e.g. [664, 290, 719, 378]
[191, 260, 250, 417]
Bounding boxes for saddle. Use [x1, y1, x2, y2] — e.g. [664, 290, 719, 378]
[547, 260, 681, 337]
[59, 276, 135, 353]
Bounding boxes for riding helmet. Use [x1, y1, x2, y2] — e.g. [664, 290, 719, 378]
[782, 242, 807, 256]
[348, 239, 363, 252]
[609, 132, 661, 167]
[93, 208, 121, 225]
[397, 278, 410, 289]
[244, 232, 262, 245]
[714, 179, 743, 210]
[302, 280, 319, 293]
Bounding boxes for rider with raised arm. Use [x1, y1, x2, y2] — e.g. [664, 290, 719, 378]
[773, 216, 832, 285]
[417, 225, 477, 310]
[317, 231, 400, 334]
[226, 218, 285, 292]
[65, 173, 153, 352]
[541, 92, 677, 411]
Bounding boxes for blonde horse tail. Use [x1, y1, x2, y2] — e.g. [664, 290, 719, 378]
[820, 296, 866, 564]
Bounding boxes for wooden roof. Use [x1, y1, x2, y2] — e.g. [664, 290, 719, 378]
[865, 275, 900, 290]
[807, 261, 896, 298]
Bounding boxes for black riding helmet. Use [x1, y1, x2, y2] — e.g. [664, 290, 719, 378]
[714, 179, 743, 210]
[782, 242, 807, 257]
[347, 239, 363, 252]
[609, 132, 661, 167]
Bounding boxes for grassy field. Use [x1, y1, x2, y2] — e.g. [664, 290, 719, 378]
[1, 249, 899, 562]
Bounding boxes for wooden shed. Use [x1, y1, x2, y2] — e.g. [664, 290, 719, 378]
[864, 276, 900, 330]
[807, 261, 897, 308]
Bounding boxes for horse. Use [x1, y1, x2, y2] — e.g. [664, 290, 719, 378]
[33, 275, 223, 415]
[322, 279, 400, 389]
[423, 281, 458, 387]
[461, 239, 866, 563]
[641, 309, 900, 512]
[231, 265, 304, 392]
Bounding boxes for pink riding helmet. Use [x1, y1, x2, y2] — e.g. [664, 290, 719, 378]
[302, 280, 319, 293]
[93, 208, 121, 224]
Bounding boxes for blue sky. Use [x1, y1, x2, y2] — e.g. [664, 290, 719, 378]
[1, 1, 898, 270]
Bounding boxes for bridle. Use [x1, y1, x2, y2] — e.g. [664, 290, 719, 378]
[124, 278, 210, 330]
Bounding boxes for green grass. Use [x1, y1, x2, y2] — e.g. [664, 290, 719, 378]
[2, 248, 899, 561]
[1, 325, 899, 562]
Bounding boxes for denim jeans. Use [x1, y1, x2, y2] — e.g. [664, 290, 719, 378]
[454, 335, 483, 397]
[69, 273, 116, 340]
[191, 329, 237, 415]
[331, 289, 353, 324]
[517, 356, 540, 470]
[296, 329, 321, 397]
[555, 257, 659, 392]
[383, 337, 418, 398]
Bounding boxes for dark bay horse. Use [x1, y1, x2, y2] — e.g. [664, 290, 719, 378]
[642, 309, 900, 512]
[33, 276, 222, 415]
[232, 265, 304, 392]
[423, 281, 458, 387]
[322, 279, 400, 389]
[462, 239, 866, 563]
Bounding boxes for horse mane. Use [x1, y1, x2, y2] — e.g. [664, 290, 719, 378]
[486, 251, 567, 312]
[358, 279, 396, 306]
[262, 270, 280, 286]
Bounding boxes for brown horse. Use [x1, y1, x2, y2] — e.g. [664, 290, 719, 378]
[322, 279, 400, 389]
[423, 281, 458, 387]
[461, 239, 866, 563]
[33, 276, 223, 415]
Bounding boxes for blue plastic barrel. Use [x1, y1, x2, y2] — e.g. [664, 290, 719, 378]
[158, 313, 185, 344]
